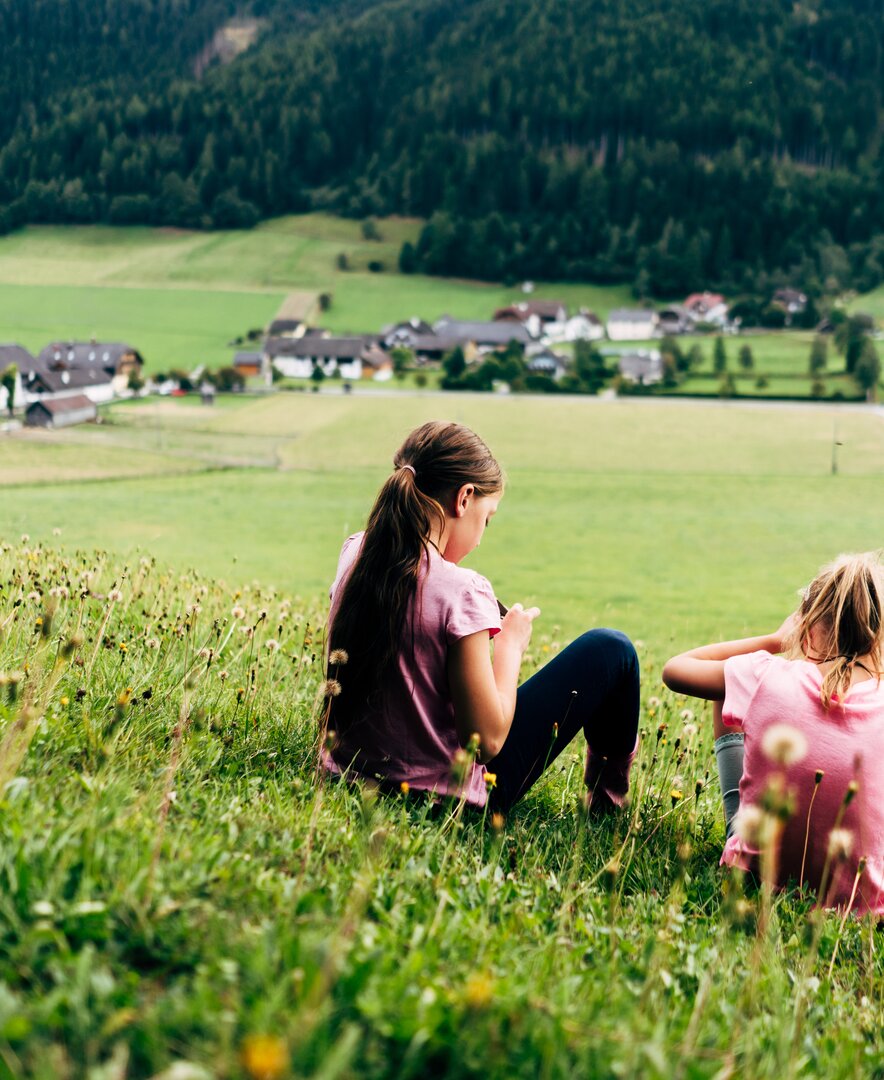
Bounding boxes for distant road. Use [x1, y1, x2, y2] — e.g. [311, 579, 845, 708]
[329, 384, 884, 418]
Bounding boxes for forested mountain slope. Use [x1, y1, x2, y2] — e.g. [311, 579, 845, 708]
[1, 0, 882, 294]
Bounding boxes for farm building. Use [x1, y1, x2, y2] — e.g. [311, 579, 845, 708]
[266, 336, 392, 380]
[525, 347, 569, 379]
[657, 306, 695, 335]
[0, 344, 35, 411]
[433, 317, 532, 350]
[618, 349, 663, 385]
[22, 366, 114, 405]
[266, 319, 304, 339]
[684, 292, 728, 326]
[233, 351, 265, 378]
[25, 394, 97, 428]
[381, 318, 435, 350]
[546, 310, 604, 343]
[37, 341, 144, 393]
[607, 310, 659, 341]
[493, 300, 567, 339]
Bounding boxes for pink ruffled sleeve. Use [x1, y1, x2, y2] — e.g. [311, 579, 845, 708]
[722, 650, 773, 730]
[445, 572, 502, 644]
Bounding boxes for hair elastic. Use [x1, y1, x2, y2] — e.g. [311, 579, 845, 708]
[399, 464, 416, 477]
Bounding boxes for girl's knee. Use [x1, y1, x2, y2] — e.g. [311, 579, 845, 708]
[577, 628, 639, 675]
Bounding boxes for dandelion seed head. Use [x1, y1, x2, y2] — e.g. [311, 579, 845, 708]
[761, 723, 808, 766]
[265, 639, 280, 653]
[232, 605, 246, 620]
[680, 708, 695, 722]
[108, 589, 123, 603]
[328, 649, 349, 665]
[145, 637, 160, 650]
[734, 804, 766, 845]
[827, 828, 853, 862]
[321, 679, 342, 697]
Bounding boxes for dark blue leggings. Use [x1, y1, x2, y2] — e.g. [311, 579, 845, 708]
[487, 629, 641, 812]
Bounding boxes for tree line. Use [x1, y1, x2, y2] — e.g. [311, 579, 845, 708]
[0, 0, 882, 296]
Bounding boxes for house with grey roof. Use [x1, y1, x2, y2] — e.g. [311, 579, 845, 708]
[22, 365, 115, 405]
[433, 316, 532, 350]
[37, 341, 144, 393]
[266, 336, 391, 381]
[618, 349, 663, 385]
[607, 309, 659, 341]
[25, 394, 97, 429]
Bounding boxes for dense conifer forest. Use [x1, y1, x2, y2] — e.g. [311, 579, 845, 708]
[1, 0, 883, 295]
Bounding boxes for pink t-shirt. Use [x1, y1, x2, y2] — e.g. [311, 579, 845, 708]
[325, 533, 501, 806]
[722, 650, 884, 913]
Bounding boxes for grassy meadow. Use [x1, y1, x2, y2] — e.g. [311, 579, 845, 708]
[3, 394, 884, 1078]
[0, 218, 633, 374]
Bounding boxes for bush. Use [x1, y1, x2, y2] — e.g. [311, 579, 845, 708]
[211, 190, 259, 229]
[367, 260, 384, 273]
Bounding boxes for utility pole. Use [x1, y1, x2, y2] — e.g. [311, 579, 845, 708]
[831, 422, 842, 476]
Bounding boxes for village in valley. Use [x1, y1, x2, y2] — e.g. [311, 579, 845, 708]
[3, 281, 870, 430]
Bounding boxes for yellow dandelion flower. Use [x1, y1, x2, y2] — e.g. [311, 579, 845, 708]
[484, 772, 497, 788]
[240, 1034, 288, 1080]
[400, 781, 410, 795]
[464, 971, 494, 1009]
[670, 788, 683, 804]
[60, 696, 69, 707]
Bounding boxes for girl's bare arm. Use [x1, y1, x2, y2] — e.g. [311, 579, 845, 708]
[662, 617, 794, 701]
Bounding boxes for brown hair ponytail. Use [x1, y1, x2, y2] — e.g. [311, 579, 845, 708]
[326, 421, 503, 734]
[787, 552, 884, 709]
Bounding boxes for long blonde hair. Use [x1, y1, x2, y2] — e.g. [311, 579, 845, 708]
[787, 552, 884, 709]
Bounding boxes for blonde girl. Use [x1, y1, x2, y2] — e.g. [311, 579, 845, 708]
[664, 552, 884, 911]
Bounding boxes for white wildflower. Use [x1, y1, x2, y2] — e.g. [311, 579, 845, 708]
[734, 804, 766, 846]
[827, 828, 853, 862]
[761, 723, 808, 766]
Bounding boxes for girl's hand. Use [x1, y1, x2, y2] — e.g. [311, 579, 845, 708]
[771, 611, 799, 653]
[497, 602, 541, 654]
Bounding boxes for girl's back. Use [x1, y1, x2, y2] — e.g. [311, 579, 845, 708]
[723, 650, 884, 912]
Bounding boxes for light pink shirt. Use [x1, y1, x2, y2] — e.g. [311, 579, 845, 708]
[722, 651, 884, 913]
[325, 533, 501, 806]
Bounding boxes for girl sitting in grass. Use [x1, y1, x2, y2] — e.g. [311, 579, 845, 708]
[663, 552, 884, 912]
[323, 420, 640, 814]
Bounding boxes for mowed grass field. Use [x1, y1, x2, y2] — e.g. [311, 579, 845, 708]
[5, 393, 884, 651]
[4, 394, 884, 1078]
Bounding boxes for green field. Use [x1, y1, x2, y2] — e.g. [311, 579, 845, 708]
[5, 393, 884, 649]
[0, 218, 633, 374]
[3, 394, 884, 1078]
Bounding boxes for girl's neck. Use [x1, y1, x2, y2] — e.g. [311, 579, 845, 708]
[805, 651, 880, 686]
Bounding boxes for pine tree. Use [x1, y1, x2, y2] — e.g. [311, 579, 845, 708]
[738, 344, 754, 371]
[713, 336, 727, 375]
[808, 335, 827, 375]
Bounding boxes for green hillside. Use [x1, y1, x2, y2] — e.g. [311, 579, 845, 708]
[0, 0, 882, 297]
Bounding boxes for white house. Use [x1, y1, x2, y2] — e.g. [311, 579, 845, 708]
[266, 336, 392, 381]
[21, 366, 115, 405]
[546, 309, 604, 343]
[684, 293, 729, 327]
[606, 309, 659, 341]
[618, 349, 663, 385]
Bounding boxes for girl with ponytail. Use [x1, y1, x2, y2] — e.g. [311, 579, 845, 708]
[663, 552, 884, 911]
[324, 420, 640, 813]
